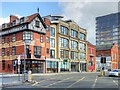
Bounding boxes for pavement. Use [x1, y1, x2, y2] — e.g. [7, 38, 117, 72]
[1, 72, 119, 89]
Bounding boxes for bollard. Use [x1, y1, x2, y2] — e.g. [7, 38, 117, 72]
[28, 70, 32, 82]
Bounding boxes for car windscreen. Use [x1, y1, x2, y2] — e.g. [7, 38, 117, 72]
[112, 70, 118, 72]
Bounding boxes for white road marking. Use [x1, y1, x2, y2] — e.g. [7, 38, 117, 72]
[32, 78, 55, 86]
[43, 77, 72, 87]
[113, 80, 118, 86]
[67, 77, 85, 88]
[92, 76, 97, 88]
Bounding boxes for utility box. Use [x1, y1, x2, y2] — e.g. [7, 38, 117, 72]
[28, 70, 32, 82]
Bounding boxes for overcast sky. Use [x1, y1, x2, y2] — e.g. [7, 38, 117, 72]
[0, 1, 119, 45]
[59, 2, 118, 45]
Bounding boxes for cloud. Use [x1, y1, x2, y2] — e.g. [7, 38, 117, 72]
[59, 2, 118, 45]
[0, 15, 22, 25]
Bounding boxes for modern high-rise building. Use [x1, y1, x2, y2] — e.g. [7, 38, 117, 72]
[43, 15, 87, 72]
[96, 12, 120, 69]
[96, 12, 120, 48]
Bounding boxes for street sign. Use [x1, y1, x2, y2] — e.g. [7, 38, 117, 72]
[18, 55, 21, 65]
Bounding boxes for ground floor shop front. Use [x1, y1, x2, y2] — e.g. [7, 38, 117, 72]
[0, 59, 87, 74]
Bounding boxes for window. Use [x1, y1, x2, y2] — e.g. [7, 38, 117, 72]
[46, 48, 49, 54]
[2, 60, 5, 70]
[34, 46, 41, 55]
[80, 33, 86, 40]
[60, 50, 69, 58]
[71, 40, 78, 50]
[50, 27, 55, 37]
[2, 36, 5, 44]
[7, 51, 10, 56]
[7, 37, 10, 43]
[80, 43, 86, 52]
[60, 37, 69, 48]
[50, 49, 55, 58]
[2, 48, 5, 56]
[23, 31, 33, 40]
[50, 38, 55, 48]
[20, 17, 25, 23]
[40, 34, 43, 42]
[12, 46, 16, 55]
[71, 29, 78, 38]
[46, 37, 49, 43]
[60, 25, 69, 35]
[71, 51, 78, 60]
[80, 53, 86, 60]
[35, 21, 40, 27]
[12, 34, 16, 42]
[12, 20, 16, 26]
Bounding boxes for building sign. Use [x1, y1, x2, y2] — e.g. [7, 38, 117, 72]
[0, 24, 27, 36]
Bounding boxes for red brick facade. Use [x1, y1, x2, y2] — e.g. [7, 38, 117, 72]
[96, 43, 119, 70]
[0, 13, 50, 73]
[87, 42, 96, 72]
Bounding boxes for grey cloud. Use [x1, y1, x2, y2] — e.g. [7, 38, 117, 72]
[59, 2, 118, 45]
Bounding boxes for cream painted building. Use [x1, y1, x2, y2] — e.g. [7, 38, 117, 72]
[43, 15, 87, 72]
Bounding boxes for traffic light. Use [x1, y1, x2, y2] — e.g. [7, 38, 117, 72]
[26, 48, 31, 58]
[101, 57, 106, 63]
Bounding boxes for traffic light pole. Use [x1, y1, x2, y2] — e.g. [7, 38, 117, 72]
[24, 42, 26, 81]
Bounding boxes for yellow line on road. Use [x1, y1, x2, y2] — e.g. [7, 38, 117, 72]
[67, 77, 85, 88]
[44, 77, 72, 87]
[92, 76, 97, 88]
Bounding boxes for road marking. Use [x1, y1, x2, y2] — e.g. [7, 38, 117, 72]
[43, 77, 72, 87]
[113, 80, 118, 86]
[92, 76, 97, 88]
[32, 78, 55, 86]
[67, 77, 85, 88]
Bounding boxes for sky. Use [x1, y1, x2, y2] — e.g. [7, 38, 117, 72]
[0, 1, 119, 45]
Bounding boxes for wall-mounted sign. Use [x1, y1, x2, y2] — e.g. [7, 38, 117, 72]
[0, 25, 27, 36]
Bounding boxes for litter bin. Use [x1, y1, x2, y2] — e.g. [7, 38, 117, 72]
[28, 70, 32, 82]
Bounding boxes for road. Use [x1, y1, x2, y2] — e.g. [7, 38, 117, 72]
[1, 72, 120, 89]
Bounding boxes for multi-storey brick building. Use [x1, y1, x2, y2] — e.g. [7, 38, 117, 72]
[43, 15, 87, 72]
[87, 42, 96, 72]
[0, 13, 50, 73]
[96, 43, 119, 71]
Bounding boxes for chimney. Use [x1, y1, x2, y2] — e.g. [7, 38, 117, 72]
[10, 15, 19, 23]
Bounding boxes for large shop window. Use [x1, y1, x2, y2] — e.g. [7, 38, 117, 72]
[12, 46, 16, 55]
[50, 27, 55, 37]
[34, 46, 41, 58]
[50, 49, 55, 58]
[23, 31, 33, 40]
[2, 60, 5, 70]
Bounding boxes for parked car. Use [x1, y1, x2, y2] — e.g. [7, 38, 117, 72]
[109, 69, 120, 77]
